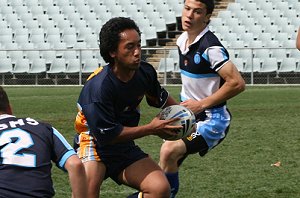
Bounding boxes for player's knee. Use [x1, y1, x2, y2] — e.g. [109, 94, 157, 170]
[145, 180, 171, 198]
[160, 142, 179, 163]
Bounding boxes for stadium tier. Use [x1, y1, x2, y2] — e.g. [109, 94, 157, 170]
[209, 0, 300, 78]
[0, 0, 299, 85]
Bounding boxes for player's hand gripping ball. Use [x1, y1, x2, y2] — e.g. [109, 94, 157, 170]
[160, 105, 196, 141]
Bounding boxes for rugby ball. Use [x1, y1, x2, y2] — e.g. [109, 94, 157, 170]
[159, 105, 196, 141]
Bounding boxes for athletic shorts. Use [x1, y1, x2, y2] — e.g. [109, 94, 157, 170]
[183, 106, 231, 157]
[74, 132, 148, 184]
[76, 132, 100, 162]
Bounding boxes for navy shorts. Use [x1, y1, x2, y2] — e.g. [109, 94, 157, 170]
[97, 144, 148, 184]
[74, 132, 148, 184]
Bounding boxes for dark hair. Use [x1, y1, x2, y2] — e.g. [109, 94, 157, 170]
[184, 0, 215, 14]
[200, 0, 215, 14]
[99, 17, 141, 64]
[0, 86, 10, 113]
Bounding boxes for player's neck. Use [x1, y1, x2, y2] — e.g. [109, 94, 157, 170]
[186, 25, 207, 47]
[112, 66, 135, 83]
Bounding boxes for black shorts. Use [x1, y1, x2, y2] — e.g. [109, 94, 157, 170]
[98, 144, 148, 184]
[76, 132, 148, 184]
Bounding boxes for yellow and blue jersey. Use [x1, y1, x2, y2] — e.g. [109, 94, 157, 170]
[74, 66, 103, 135]
[75, 61, 169, 149]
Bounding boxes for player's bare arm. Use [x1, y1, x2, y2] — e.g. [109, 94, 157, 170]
[110, 117, 181, 144]
[181, 61, 245, 114]
[163, 95, 179, 107]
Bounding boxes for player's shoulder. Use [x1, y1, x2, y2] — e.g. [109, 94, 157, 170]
[86, 66, 105, 81]
[205, 30, 219, 39]
[84, 66, 109, 89]
[24, 117, 53, 130]
[79, 66, 112, 103]
[0, 116, 50, 132]
[87, 65, 109, 82]
[13, 117, 54, 137]
[203, 30, 222, 45]
[139, 60, 156, 73]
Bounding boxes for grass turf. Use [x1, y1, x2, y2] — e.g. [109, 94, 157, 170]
[4, 86, 300, 198]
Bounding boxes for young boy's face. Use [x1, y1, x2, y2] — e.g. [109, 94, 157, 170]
[110, 29, 141, 71]
[182, 0, 211, 34]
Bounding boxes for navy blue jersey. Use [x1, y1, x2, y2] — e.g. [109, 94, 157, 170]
[0, 114, 76, 198]
[77, 61, 169, 148]
[177, 28, 230, 107]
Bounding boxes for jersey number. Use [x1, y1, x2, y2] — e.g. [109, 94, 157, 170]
[0, 129, 36, 167]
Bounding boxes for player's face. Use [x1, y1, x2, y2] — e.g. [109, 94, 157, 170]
[111, 29, 141, 71]
[182, 0, 211, 34]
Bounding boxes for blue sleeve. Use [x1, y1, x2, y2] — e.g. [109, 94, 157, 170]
[52, 127, 76, 171]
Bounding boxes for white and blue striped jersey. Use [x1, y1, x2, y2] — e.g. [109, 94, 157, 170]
[177, 27, 230, 107]
[177, 28, 232, 152]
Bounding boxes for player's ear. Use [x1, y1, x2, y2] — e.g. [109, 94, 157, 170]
[109, 51, 116, 58]
[204, 14, 212, 24]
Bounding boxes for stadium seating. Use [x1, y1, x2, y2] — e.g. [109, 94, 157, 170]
[28, 58, 47, 84]
[260, 58, 278, 73]
[231, 57, 245, 72]
[25, 50, 41, 60]
[168, 49, 179, 67]
[0, 58, 13, 76]
[47, 58, 66, 74]
[65, 59, 81, 74]
[12, 58, 30, 74]
[243, 58, 261, 73]
[82, 58, 100, 74]
[271, 48, 289, 63]
[278, 58, 297, 73]
[0, 0, 299, 84]
[29, 58, 47, 74]
[211, 0, 299, 82]
[157, 58, 175, 73]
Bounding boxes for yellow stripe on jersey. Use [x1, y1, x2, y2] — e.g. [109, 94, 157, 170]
[74, 111, 88, 134]
[87, 66, 104, 81]
[74, 66, 104, 134]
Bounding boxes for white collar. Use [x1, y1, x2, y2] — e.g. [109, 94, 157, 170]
[176, 27, 209, 55]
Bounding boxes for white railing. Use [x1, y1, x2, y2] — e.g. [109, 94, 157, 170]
[0, 47, 299, 85]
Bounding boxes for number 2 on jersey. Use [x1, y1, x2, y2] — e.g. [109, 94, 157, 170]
[0, 129, 36, 167]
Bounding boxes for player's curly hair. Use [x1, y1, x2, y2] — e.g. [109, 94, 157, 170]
[0, 86, 9, 113]
[99, 17, 141, 64]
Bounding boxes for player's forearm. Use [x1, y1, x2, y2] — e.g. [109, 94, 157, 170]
[163, 96, 179, 108]
[200, 77, 245, 110]
[111, 125, 154, 143]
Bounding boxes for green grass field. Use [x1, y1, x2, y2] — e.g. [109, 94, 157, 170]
[4, 86, 300, 198]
